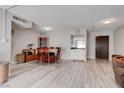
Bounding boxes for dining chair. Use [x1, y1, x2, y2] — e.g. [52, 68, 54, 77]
[54, 47, 61, 63]
[37, 48, 44, 64]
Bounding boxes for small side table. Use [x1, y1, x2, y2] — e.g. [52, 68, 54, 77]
[0, 62, 9, 84]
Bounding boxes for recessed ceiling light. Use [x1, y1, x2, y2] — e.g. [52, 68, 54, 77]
[42, 26, 52, 31]
[101, 18, 115, 24]
[104, 21, 111, 24]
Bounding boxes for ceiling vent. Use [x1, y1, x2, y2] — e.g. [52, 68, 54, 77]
[12, 15, 32, 28]
[13, 16, 27, 23]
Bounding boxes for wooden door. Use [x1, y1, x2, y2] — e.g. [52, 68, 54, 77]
[96, 36, 109, 59]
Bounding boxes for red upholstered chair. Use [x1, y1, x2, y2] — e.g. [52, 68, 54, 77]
[37, 47, 55, 64]
[37, 48, 45, 63]
[37, 47, 61, 64]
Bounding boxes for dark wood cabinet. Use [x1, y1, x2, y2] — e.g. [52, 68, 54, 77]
[25, 54, 38, 62]
[16, 49, 38, 64]
[22, 49, 38, 62]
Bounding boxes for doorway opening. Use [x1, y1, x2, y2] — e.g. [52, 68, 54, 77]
[95, 36, 109, 59]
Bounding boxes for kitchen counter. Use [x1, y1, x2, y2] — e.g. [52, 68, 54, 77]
[70, 48, 86, 61]
[70, 47, 85, 49]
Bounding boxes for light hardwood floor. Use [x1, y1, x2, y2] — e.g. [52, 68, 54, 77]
[1, 59, 120, 88]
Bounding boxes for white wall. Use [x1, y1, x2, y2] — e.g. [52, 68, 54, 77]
[0, 7, 114, 62]
[87, 31, 113, 61]
[0, 9, 12, 61]
[47, 30, 72, 60]
[46, 30, 113, 61]
[48, 30, 84, 59]
[0, 8, 39, 62]
[46, 29, 87, 60]
[113, 25, 124, 55]
[11, 29, 40, 61]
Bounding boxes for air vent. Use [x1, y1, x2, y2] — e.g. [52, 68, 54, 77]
[12, 15, 32, 28]
[13, 16, 27, 23]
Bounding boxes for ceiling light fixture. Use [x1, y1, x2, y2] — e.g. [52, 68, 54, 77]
[42, 26, 52, 31]
[101, 18, 115, 24]
[104, 20, 111, 24]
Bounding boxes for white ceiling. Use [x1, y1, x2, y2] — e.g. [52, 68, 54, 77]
[1, 5, 124, 32]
